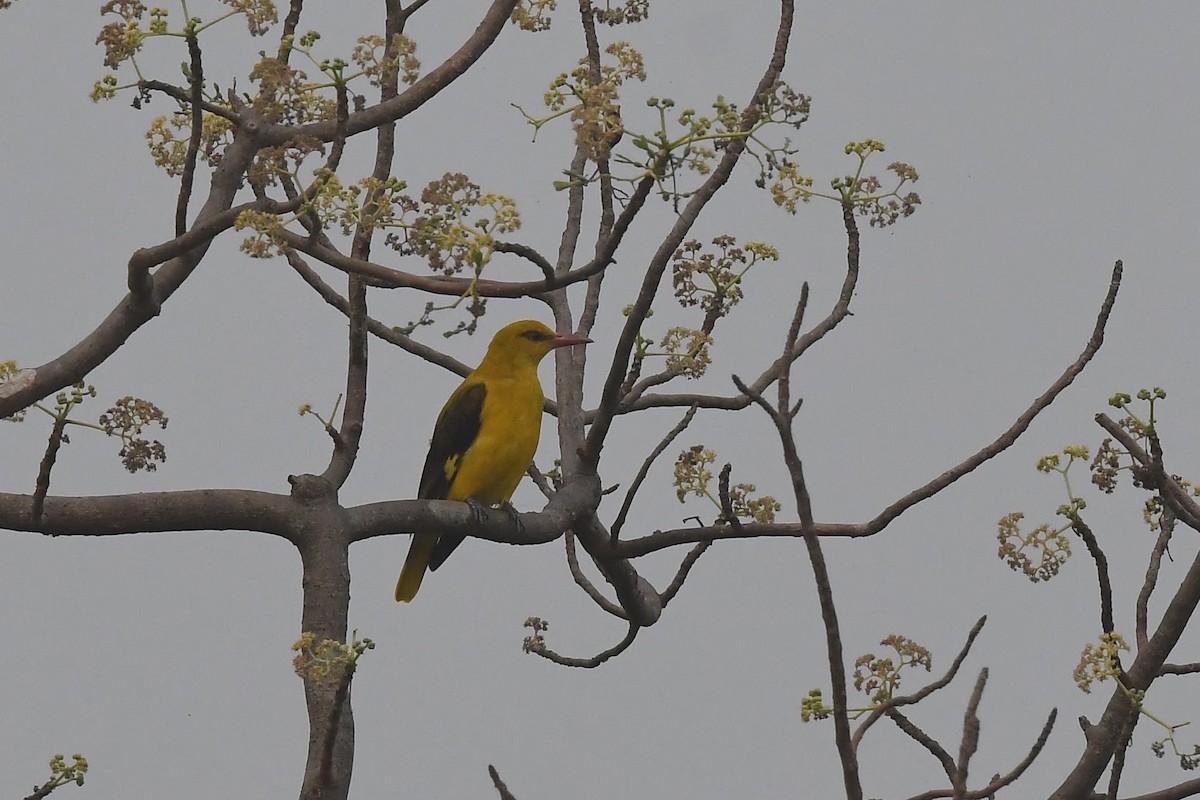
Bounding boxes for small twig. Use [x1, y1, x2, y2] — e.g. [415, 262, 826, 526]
[1071, 516, 1115, 635]
[488, 765, 518, 800]
[565, 531, 626, 619]
[954, 668, 989, 798]
[1138, 504, 1174, 651]
[717, 463, 746, 535]
[611, 405, 698, 542]
[494, 240, 555, 283]
[888, 708, 957, 781]
[527, 463, 555, 500]
[900, 708, 1057, 800]
[852, 616, 987, 750]
[530, 621, 638, 668]
[31, 416, 68, 526]
[660, 541, 712, 607]
[1159, 662, 1200, 676]
[174, 32, 205, 239]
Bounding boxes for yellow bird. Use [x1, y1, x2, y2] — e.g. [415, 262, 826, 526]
[395, 319, 591, 602]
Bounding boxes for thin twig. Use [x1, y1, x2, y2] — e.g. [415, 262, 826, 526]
[494, 240, 555, 282]
[530, 621, 638, 668]
[1072, 516, 1115, 634]
[610, 405, 698, 542]
[488, 765, 518, 800]
[852, 616, 987, 750]
[888, 708, 957, 780]
[174, 32, 205, 239]
[900, 708, 1056, 800]
[1138, 504, 1174, 651]
[1159, 662, 1200, 676]
[565, 531, 626, 619]
[659, 541, 712, 607]
[954, 668, 989, 798]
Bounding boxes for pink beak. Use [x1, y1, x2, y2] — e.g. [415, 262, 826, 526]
[550, 331, 592, 348]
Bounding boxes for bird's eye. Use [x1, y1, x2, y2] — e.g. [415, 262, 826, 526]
[522, 330, 550, 341]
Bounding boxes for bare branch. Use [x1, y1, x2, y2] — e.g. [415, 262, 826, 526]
[0, 132, 268, 419]
[529, 621, 639, 668]
[494, 240, 555, 282]
[1118, 778, 1200, 800]
[346, 475, 602, 546]
[1159, 662, 1200, 676]
[888, 708, 957, 782]
[611, 405, 698, 542]
[0, 489, 296, 541]
[1072, 516, 1116, 635]
[954, 668, 988, 797]
[30, 416, 67, 525]
[864, 260, 1122, 533]
[901, 708, 1057, 800]
[565, 531, 627, 619]
[1138, 506, 1174, 651]
[488, 765, 519, 800]
[173, 32, 205, 240]
[659, 540, 711, 607]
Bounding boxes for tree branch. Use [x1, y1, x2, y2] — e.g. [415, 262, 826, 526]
[0, 489, 296, 541]
[852, 616, 987, 751]
[528, 621, 638, 668]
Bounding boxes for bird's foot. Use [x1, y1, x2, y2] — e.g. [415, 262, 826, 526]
[502, 501, 525, 535]
[465, 497, 489, 526]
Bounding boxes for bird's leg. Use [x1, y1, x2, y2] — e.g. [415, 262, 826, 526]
[501, 501, 525, 534]
[465, 497, 489, 526]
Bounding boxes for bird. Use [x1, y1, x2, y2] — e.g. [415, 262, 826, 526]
[395, 319, 591, 602]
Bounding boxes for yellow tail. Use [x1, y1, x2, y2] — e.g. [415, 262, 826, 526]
[395, 533, 437, 602]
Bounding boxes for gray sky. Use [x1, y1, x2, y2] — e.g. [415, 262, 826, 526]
[4, 2, 1200, 798]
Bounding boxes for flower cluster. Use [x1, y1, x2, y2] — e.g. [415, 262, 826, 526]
[770, 139, 920, 227]
[672, 236, 779, 318]
[996, 512, 1072, 582]
[800, 688, 832, 723]
[511, 0, 557, 32]
[291, 631, 375, 685]
[1073, 631, 1128, 693]
[98, 396, 169, 472]
[522, 616, 549, 653]
[853, 634, 932, 704]
[592, 0, 649, 25]
[673, 445, 780, 523]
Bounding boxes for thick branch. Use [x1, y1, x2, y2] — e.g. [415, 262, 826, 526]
[346, 475, 601, 545]
[0, 489, 296, 540]
[0, 128, 268, 418]
[1050, 544, 1200, 798]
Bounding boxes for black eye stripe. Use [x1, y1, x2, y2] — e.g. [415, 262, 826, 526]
[522, 330, 551, 341]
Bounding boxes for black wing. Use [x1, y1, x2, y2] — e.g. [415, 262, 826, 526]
[421, 381, 486, 572]
[419, 381, 486, 500]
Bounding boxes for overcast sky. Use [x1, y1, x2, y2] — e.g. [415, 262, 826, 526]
[4, 2, 1200, 799]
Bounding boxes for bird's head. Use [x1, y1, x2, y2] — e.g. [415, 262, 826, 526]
[483, 319, 592, 368]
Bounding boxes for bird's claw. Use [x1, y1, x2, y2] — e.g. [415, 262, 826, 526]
[502, 501, 525, 535]
[466, 497, 488, 525]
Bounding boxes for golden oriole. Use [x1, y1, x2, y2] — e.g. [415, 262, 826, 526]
[395, 319, 591, 602]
